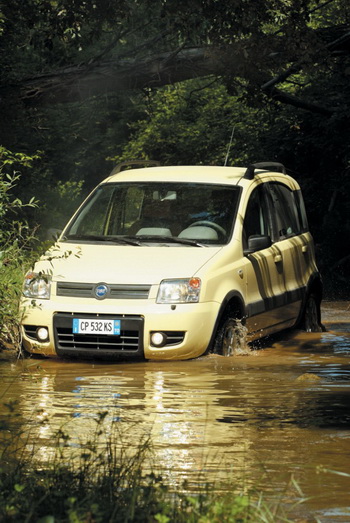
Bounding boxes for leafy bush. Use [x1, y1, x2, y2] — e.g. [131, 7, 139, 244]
[0, 147, 38, 350]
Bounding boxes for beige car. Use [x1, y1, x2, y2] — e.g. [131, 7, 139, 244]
[21, 162, 322, 360]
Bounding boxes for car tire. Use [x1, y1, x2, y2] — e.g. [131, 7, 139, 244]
[213, 317, 247, 356]
[302, 293, 323, 332]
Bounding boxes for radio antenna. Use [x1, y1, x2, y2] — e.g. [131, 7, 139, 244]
[224, 126, 235, 166]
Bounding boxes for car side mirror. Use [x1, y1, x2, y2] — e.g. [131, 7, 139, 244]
[244, 234, 272, 255]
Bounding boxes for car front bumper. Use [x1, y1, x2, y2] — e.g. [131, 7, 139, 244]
[21, 296, 219, 360]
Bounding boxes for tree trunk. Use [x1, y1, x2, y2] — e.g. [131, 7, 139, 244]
[18, 48, 221, 104]
[3, 25, 349, 113]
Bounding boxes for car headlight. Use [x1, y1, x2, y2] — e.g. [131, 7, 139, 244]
[23, 271, 51, 299]
[156, 278, 201, 304]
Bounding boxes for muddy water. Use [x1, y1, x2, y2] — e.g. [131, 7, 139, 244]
[1, 302, 350, 521]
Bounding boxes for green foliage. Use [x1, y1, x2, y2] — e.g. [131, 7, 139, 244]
[0, 147, 39, 351]
[0, 93, 143, 234]
[111, 81, 271, 167]
[0, 0, 164, 85]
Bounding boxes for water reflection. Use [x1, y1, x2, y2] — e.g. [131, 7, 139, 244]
[0, 302, 350, 521]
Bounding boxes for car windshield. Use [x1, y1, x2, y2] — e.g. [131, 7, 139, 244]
[63, 182, 240, 245]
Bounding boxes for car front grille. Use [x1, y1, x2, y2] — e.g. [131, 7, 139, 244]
[56, 282, 151, 299]
[53, 313, 144, 359]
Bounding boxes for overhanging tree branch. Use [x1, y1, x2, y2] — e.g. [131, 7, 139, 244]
[262, 86, 333, 116]
[260, 29, 350, 115]
[2, 24, 349, 114]
[17, 47, 220, 104]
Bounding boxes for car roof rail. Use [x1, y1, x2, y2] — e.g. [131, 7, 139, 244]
[244, 161, 286, 180]
[110, 160, 160, 175]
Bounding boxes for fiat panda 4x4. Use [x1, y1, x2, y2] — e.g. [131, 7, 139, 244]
[21, 161, 323, 360]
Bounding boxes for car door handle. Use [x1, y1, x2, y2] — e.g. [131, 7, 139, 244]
[274, 254, 282, 263]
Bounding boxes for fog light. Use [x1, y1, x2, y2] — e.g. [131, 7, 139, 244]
[37, 327, 49, 342]
[151, 332, 166, 347]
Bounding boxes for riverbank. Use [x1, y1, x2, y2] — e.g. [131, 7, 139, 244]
[0, 418, 296, 523]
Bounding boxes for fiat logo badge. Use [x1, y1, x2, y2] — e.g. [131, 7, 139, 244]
[94, 283, 109, 300]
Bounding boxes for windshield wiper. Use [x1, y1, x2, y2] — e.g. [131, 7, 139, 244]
[64, 234, 141, 246]
[131, 235, 206, 247]
[64, 234, 207, 247]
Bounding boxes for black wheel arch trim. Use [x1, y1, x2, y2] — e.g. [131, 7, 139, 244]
[207, 290, 247, 352]
[296, 271, 323, 327]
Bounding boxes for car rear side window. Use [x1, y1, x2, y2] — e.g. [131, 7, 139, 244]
[267, 183, 302, 239]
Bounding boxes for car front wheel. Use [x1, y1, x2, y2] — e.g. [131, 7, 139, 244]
[213, 317, 248, 356]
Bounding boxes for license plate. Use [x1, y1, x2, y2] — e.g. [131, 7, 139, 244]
[72, 318, 120, 335]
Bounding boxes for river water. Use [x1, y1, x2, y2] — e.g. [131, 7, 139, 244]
[1, 302, 350, 522]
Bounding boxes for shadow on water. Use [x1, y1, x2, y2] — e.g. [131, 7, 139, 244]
[0, 301, 350, 521]
[217, 387, 350, 429]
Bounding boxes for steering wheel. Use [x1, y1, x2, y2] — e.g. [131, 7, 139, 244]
[189, 220, 226, 237]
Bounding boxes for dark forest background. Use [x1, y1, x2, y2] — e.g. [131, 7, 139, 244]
[0, 0, 349, 298]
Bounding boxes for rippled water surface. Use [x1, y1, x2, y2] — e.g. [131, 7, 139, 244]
[1, 301, 350, 521]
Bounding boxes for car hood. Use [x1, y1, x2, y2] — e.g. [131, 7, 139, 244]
[37, 242, 223, 284]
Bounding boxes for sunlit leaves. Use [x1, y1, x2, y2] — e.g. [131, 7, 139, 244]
[111, 80, 270, 167]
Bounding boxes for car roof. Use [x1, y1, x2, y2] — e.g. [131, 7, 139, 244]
[102, 164, 300, 190]
[104, 165, 246, 185]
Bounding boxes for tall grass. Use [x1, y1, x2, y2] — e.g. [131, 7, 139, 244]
[0, 404, 306, 523]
